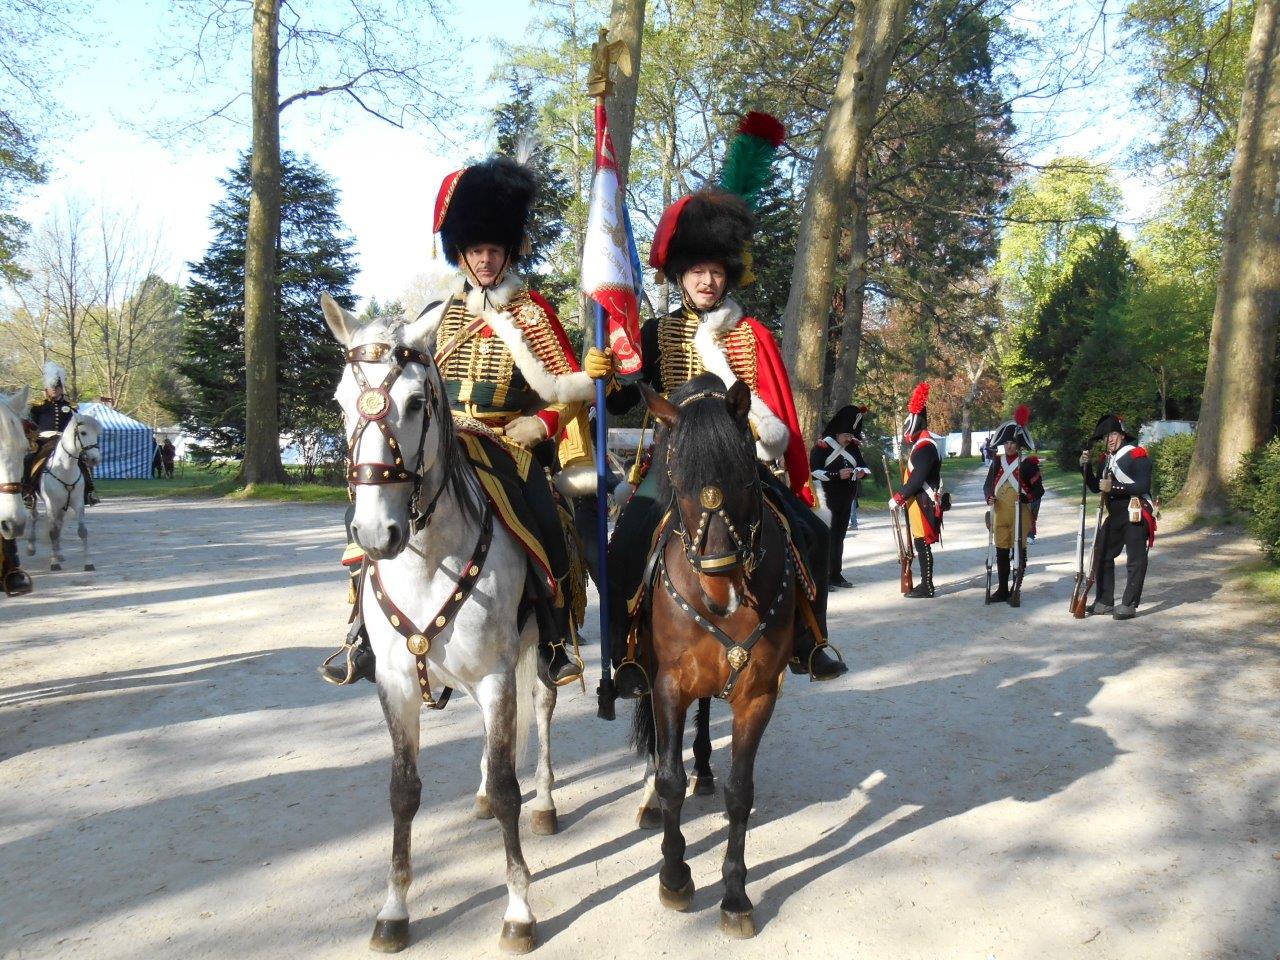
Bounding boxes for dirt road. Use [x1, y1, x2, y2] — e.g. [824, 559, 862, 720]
[2, 468, 1277, 959]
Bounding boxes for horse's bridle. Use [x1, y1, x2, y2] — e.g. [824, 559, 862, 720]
[344, 342, 442, 528]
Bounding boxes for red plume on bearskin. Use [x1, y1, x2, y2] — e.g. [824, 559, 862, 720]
[739, 111, 786, 147]
[908, 382, 929, 415]
[1014, 404, 1031, 427]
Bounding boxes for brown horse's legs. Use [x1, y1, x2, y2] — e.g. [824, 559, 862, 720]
[720, 692, 776, 935]
[655, 690, 693, 905]
[691, 697, 715, 795]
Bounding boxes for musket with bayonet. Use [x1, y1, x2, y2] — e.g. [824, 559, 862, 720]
[1069, 449, 1108, 618]
[883, 447, 914, 595]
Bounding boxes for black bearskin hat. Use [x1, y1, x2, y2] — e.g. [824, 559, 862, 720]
[435, 157, 536, 267]
[651, 190, 754, 287]
[1088, 413, 1135, 445]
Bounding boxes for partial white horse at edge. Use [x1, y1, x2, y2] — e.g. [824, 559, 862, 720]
[322, 293, 558, 955]
[0, 388, 31, 543]
[26, 412, 101, 572]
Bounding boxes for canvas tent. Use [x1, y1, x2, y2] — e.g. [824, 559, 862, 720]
[77, 402, 155, 479]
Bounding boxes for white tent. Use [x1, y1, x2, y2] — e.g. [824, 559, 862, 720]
[78, 403, 155, 479]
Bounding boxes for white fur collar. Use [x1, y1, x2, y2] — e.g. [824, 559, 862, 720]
[688, 296, 789, 461]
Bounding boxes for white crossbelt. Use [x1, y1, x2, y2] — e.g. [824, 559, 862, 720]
[814, 437, 871, 481]
[1108, 445, 1136, 486]
[993, 454, 1023, 497]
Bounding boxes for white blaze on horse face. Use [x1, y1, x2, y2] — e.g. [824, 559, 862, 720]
[75, 418, 102, 468]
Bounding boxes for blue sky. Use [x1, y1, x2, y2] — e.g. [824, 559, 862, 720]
[15, 0, 1156, 308]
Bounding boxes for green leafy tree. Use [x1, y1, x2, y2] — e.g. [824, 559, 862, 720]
[178, 151, 357, 463]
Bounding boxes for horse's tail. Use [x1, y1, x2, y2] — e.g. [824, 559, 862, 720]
[629, 692, 656, 759]
[513, 637, 538, 766]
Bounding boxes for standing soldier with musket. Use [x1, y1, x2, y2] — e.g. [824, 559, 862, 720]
[1078, 413, 1156, 620]
[982, 406, 1044, 606]
[890, 383, 945, 598]
[810, 405, 871, 588]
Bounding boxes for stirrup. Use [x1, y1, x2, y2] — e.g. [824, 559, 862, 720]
[319, 641, 364, 685]
[613, 658, 650, 699]
[540, 641, 584, 688]
[794, 641, 846, 681]
[3, 570, 33, 597]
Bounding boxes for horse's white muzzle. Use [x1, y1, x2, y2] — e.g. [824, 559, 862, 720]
[350, 490, 412, 561]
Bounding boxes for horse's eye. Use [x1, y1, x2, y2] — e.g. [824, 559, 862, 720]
[406, 396, 426, 412]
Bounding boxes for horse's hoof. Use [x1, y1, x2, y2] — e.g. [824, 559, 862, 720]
[530, 808, 558, 835]
[658, 876, 694, 911]
[692, 774, 716, 796]
[636, 806, 662, 830]
[498, 919, 536, 954]
[49, 562, 60, 571]
[720, 909, 756, 939]
[369, 918, 410, 953]
[473, 794, 494, 820]
[83, 563, 95, 572]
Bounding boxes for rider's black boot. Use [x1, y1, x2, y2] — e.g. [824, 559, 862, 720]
[320, 616, 377, 685]
[905, 539, 935, 598]
[2, 537, 33, 597]
[790, 630, 848, 680]
[536, 600, 583, 687]
[990, 548, 1010, 603]
[83, 466, 99, 506]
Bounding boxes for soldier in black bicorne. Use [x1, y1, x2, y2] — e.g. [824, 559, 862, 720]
[809, 405, 871, 588]
[982, 405, 1044, 605]
[1079, 413, 1156, 620]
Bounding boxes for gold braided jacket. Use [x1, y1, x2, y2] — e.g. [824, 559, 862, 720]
[655, 308, 759, 395]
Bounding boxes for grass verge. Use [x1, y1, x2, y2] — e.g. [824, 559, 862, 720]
[97, 465, 346, 504]
[1236, 560, 1280, 606]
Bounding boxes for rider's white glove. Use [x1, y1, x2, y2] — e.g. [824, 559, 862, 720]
[504, 415, 548, 449]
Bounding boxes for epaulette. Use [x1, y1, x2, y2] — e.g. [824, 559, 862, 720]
[1132, 447, 1148, 458]
[1025, 455, 1039, 466]
[30, 397, 50, 409]
[816, 439, 830, 449]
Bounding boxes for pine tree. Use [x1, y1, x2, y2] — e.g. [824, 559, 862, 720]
[178, 151, 358, 461]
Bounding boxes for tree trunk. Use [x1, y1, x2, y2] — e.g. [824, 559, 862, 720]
[1179, 0, 1280, 514]
[827, 154, 870, 412]
[958, 355, 986, 457]
[781, 0, 909, 440]
[243, 0, 286, 484]
[604, 0, 646, 186]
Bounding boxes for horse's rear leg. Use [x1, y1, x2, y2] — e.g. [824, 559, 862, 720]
[529, 676, 558, 835]
[719, 691, 776, 939]
[691, 697, 715, 795]
[636, 753, 661, 829]
[477, 672, 536, 953]
[25, 503, 36, 556]
[370, 682, 422, 953]
[77, 504, 93, 572]
[654, 688, 693, 909]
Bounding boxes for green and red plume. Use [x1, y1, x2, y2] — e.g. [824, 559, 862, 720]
[908, 382, 930, 415]
[1014, 404, 1031, 427]
[719, 112, 786, 210]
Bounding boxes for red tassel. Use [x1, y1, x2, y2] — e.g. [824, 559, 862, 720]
[739, 111, 786, 147]
[858, 404, 869, 413]
[1132, 447, 1148, 458]
[908, 382, 929, 415]
[1014, 404, 1031, 427]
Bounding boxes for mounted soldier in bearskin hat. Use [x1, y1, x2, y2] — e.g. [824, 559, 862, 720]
[890, 383, 946, 598]
[982, 405, 1044, 606]
[320, 155, 612, 687]
[24, 361, 98, 507]
[810, 405, 871, 588]
[603, 113, 846, 683]
[1078, 413, 1156, 619]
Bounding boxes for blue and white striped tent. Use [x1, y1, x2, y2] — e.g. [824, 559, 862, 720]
[77, 403, 155, 479]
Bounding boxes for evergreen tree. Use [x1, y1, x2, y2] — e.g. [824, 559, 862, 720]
[492, 75, 576, 310]
[178, 151, 358, 460]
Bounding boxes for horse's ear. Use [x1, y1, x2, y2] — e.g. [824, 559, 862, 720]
[640, 382, 678, 426]
[4, 385, 30, 415]
[726, 381, 751, 424]
[321, 292, 358, 346]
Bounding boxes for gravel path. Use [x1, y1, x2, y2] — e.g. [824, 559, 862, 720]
[1, 468, 1277, 960]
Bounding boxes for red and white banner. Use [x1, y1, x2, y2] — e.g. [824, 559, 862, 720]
[582, 101, 643, 381]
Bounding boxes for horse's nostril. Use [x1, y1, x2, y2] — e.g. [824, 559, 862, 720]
[386, 523, 401, 548]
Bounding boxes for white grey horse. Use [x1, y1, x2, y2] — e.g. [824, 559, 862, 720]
[323, 294, 559, 955]
[26, 412, 101, 572]
[0, 388, 30, 542]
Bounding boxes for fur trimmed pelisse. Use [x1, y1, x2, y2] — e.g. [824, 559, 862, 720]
[663, 191, 753, 286]
[438, 157, 536, 266]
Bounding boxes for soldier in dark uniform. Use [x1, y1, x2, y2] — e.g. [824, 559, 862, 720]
[320, 156, 612, 687]
[604, 187, 845, 682]
[1079, 413, 1156, 620]
[25, 362, 98, 506]
[982, 406, 1044, 605]
[890, 382, 944, 598]
[809, 405, 871, 588]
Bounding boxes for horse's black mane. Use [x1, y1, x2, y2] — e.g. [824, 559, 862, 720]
[656, 374, 757, 500]
[424, 361, 485, 524]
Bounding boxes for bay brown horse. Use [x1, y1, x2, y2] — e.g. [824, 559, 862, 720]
[629, 375, 798, 939]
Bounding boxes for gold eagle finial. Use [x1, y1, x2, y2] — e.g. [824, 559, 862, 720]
[587, 27, 632, 99]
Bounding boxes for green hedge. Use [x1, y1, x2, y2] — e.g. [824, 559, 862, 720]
[1147, 432, 1197, 501]
[1230, 437, 1280, 564]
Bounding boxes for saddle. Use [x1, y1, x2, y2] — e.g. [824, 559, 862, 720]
[22, 437, 60, 498]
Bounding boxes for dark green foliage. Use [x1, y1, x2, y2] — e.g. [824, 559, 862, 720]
[0, 110, 46, 282]
[1147, 432, 1197, 501]
[178, 151, 358, 459]
[736, 168, 800, 323]
[492, 75, 576, 309]
[1229, 436, 1280, 564]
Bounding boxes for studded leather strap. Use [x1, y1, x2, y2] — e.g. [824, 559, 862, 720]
[369, 507, 493, 708]
[0, 482, 20, 494]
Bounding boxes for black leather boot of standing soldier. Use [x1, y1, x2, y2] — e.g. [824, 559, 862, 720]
[906, 538, 935, 598]
[990, 547, 1010, 603]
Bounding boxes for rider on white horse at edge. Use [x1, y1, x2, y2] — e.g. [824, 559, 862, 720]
[24, 361, 99, 509]
[320, 155, 616, 689]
